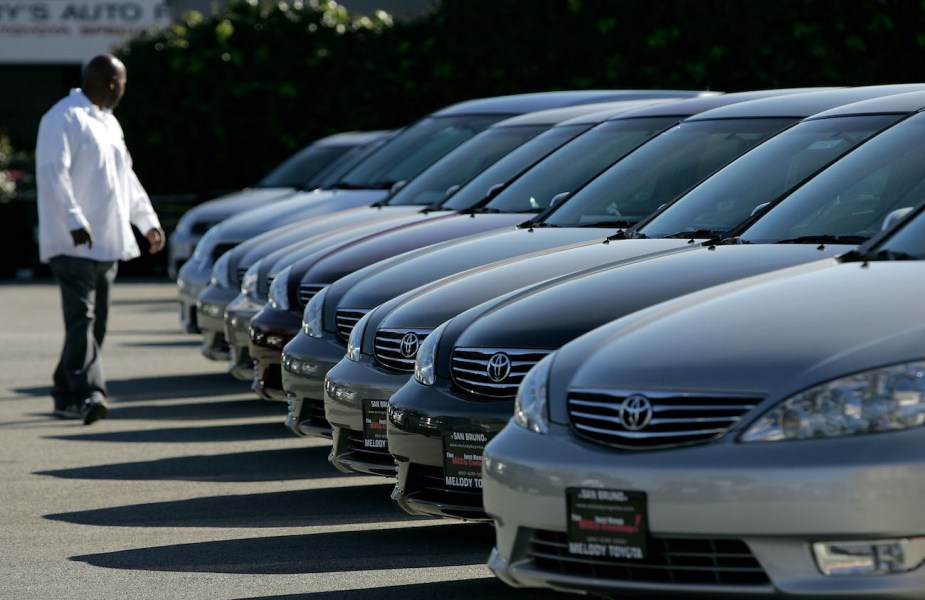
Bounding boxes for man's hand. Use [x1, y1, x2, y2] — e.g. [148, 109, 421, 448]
[145, 227, 166, 254]
[70, 228, 93, 248]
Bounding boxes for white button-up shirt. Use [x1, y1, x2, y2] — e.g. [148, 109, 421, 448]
[36, 88, 161, 263]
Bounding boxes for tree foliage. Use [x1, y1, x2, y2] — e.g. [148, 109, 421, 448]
[116, 0, 925, 196]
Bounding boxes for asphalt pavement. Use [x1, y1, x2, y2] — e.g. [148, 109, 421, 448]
[0, 278, 571, 600]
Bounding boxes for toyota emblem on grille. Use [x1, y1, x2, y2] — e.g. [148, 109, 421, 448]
[399, 333, 420, 358]
[487, 353, 512, 382]
[620, 394, 653, 431]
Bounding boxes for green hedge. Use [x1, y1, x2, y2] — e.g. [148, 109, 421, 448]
[116, 0, 925, 197]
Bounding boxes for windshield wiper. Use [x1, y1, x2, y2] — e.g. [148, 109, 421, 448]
[578, 219, 636, 229]
[663, 228, 724, 240]
[775, 235, 869, 245]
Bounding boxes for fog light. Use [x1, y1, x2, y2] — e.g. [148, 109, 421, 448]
[813, 537, 925, 576]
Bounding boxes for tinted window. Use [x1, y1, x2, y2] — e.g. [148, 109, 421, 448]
[387, 124, 548, 207]
[339, 115, 507, 189]
[738, 112, 925, 244]
[481, 117, 680, 214]
[441, 123, 593, 211]
[544, 118, 797, 228]
[257, 144, 354, 188]
[637, 115, 901, 238]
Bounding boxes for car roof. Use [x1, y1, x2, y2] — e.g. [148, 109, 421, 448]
[430, 90, 716, 116]
[687, 84, 925, 120]
[311, 130, 393, 146]
[807, 87, 925, 119]
[490, 99, 681, 127]
[607, 88, 837, 120]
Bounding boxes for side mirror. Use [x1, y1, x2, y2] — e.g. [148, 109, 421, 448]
[882, 207, 914, 231]
[750, 202, 771, 217]
[390, 180, 407, 194]
[549, 192, 570, 209]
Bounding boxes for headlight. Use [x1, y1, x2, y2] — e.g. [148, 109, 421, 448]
[741, 362, 925, 442]
[240, 260, 261, 299]
[268, 265, 291, 311]
[346, 310, 373, 361]
[413, 320, 448, 385]
[514, 353, 555, 434]
[301, 286, 328, 338]
[209, 251, 232, 288]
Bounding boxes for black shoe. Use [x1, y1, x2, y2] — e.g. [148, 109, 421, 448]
[53, 404, 82, 419]
[80, 396, 108, 425]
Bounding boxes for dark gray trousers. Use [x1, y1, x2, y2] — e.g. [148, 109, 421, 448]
[48, 255, 118, 408]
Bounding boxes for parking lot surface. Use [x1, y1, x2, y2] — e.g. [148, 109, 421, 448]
[0, 279, 571, 600]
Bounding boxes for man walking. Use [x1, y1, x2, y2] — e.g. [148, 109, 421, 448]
[36, 54, 165, 424]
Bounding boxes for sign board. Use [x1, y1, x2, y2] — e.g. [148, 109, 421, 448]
[0, 0, 172, 63]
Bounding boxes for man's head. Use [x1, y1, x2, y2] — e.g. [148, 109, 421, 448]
[82, 54, 127, 110]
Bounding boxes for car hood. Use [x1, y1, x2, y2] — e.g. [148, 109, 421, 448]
[327, 226, 616, 313]
[177, 187, 297, 227]
[371, 237, 699, 337]
[549, 259, 925, 425]
[210, 188, 387, 241]
[450, 243, 850, 353]
[230, 206, 425, 285]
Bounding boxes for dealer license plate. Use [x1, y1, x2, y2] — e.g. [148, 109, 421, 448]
[361, 399, 389, 449]
[442, 430, 492, 489]
[566, 487, 648, 560]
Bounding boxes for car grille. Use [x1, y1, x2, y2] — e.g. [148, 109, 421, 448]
[302, 397, 330, 430]
[451, 348, 551, 400]
[211, 242, 236, 264]
[297, 283, 326, 311]
[567, 388, 762, 449]
[374, 328, 433, 372]
[528, 530, 770, 586]
[335, 309, 369, 342]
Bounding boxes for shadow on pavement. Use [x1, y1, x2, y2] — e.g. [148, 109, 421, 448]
[13, 372, 249, 402]
[235, 578, 568, 599]
[109, 398, 282, 421]
[71, 522, 495, 573]
[48, 484, 417, 528]
[47, 421, 293, 443]
[35, 446, 333, 482]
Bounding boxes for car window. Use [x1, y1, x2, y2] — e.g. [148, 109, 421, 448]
[386, 124, 548, 207]
[637, 114, 902, 238]
[339, 115, 508, 189]
[479, 117, 681, 214]
[257, 144, 353, 188]
[440, 123, 593, 211]
[543, 118, 797, 228]
[738, 112, 925, 243]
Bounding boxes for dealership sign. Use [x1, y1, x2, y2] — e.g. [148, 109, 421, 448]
[0, 1, 172, 63]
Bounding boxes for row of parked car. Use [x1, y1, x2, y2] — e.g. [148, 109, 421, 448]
[172, 85, 925, 598]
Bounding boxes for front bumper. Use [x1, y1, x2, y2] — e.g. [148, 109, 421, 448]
[387, 377, 510, 521]
[483, 422, 925, 598]
[195, 284, 238, 361]
[224, 294, 263, 381]
[279, 331, 347, 437]
[249, 306, 301, 401]
[324, 354, 410, 477]
[176, 270, 207, 334]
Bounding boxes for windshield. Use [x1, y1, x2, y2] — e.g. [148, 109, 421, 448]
[479, 116, 681, 214]
[337, 115, 507, 189]
[441, 123, 593, 211]
[872, 208, 925, 259]
[738, 112, 925, 244]
[543, 117, 797, 228]
[310, 135, 392, 189]
[637, 114, 904, 238]
[257, 144, 354, 188]
[386, 124, 548, 207]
